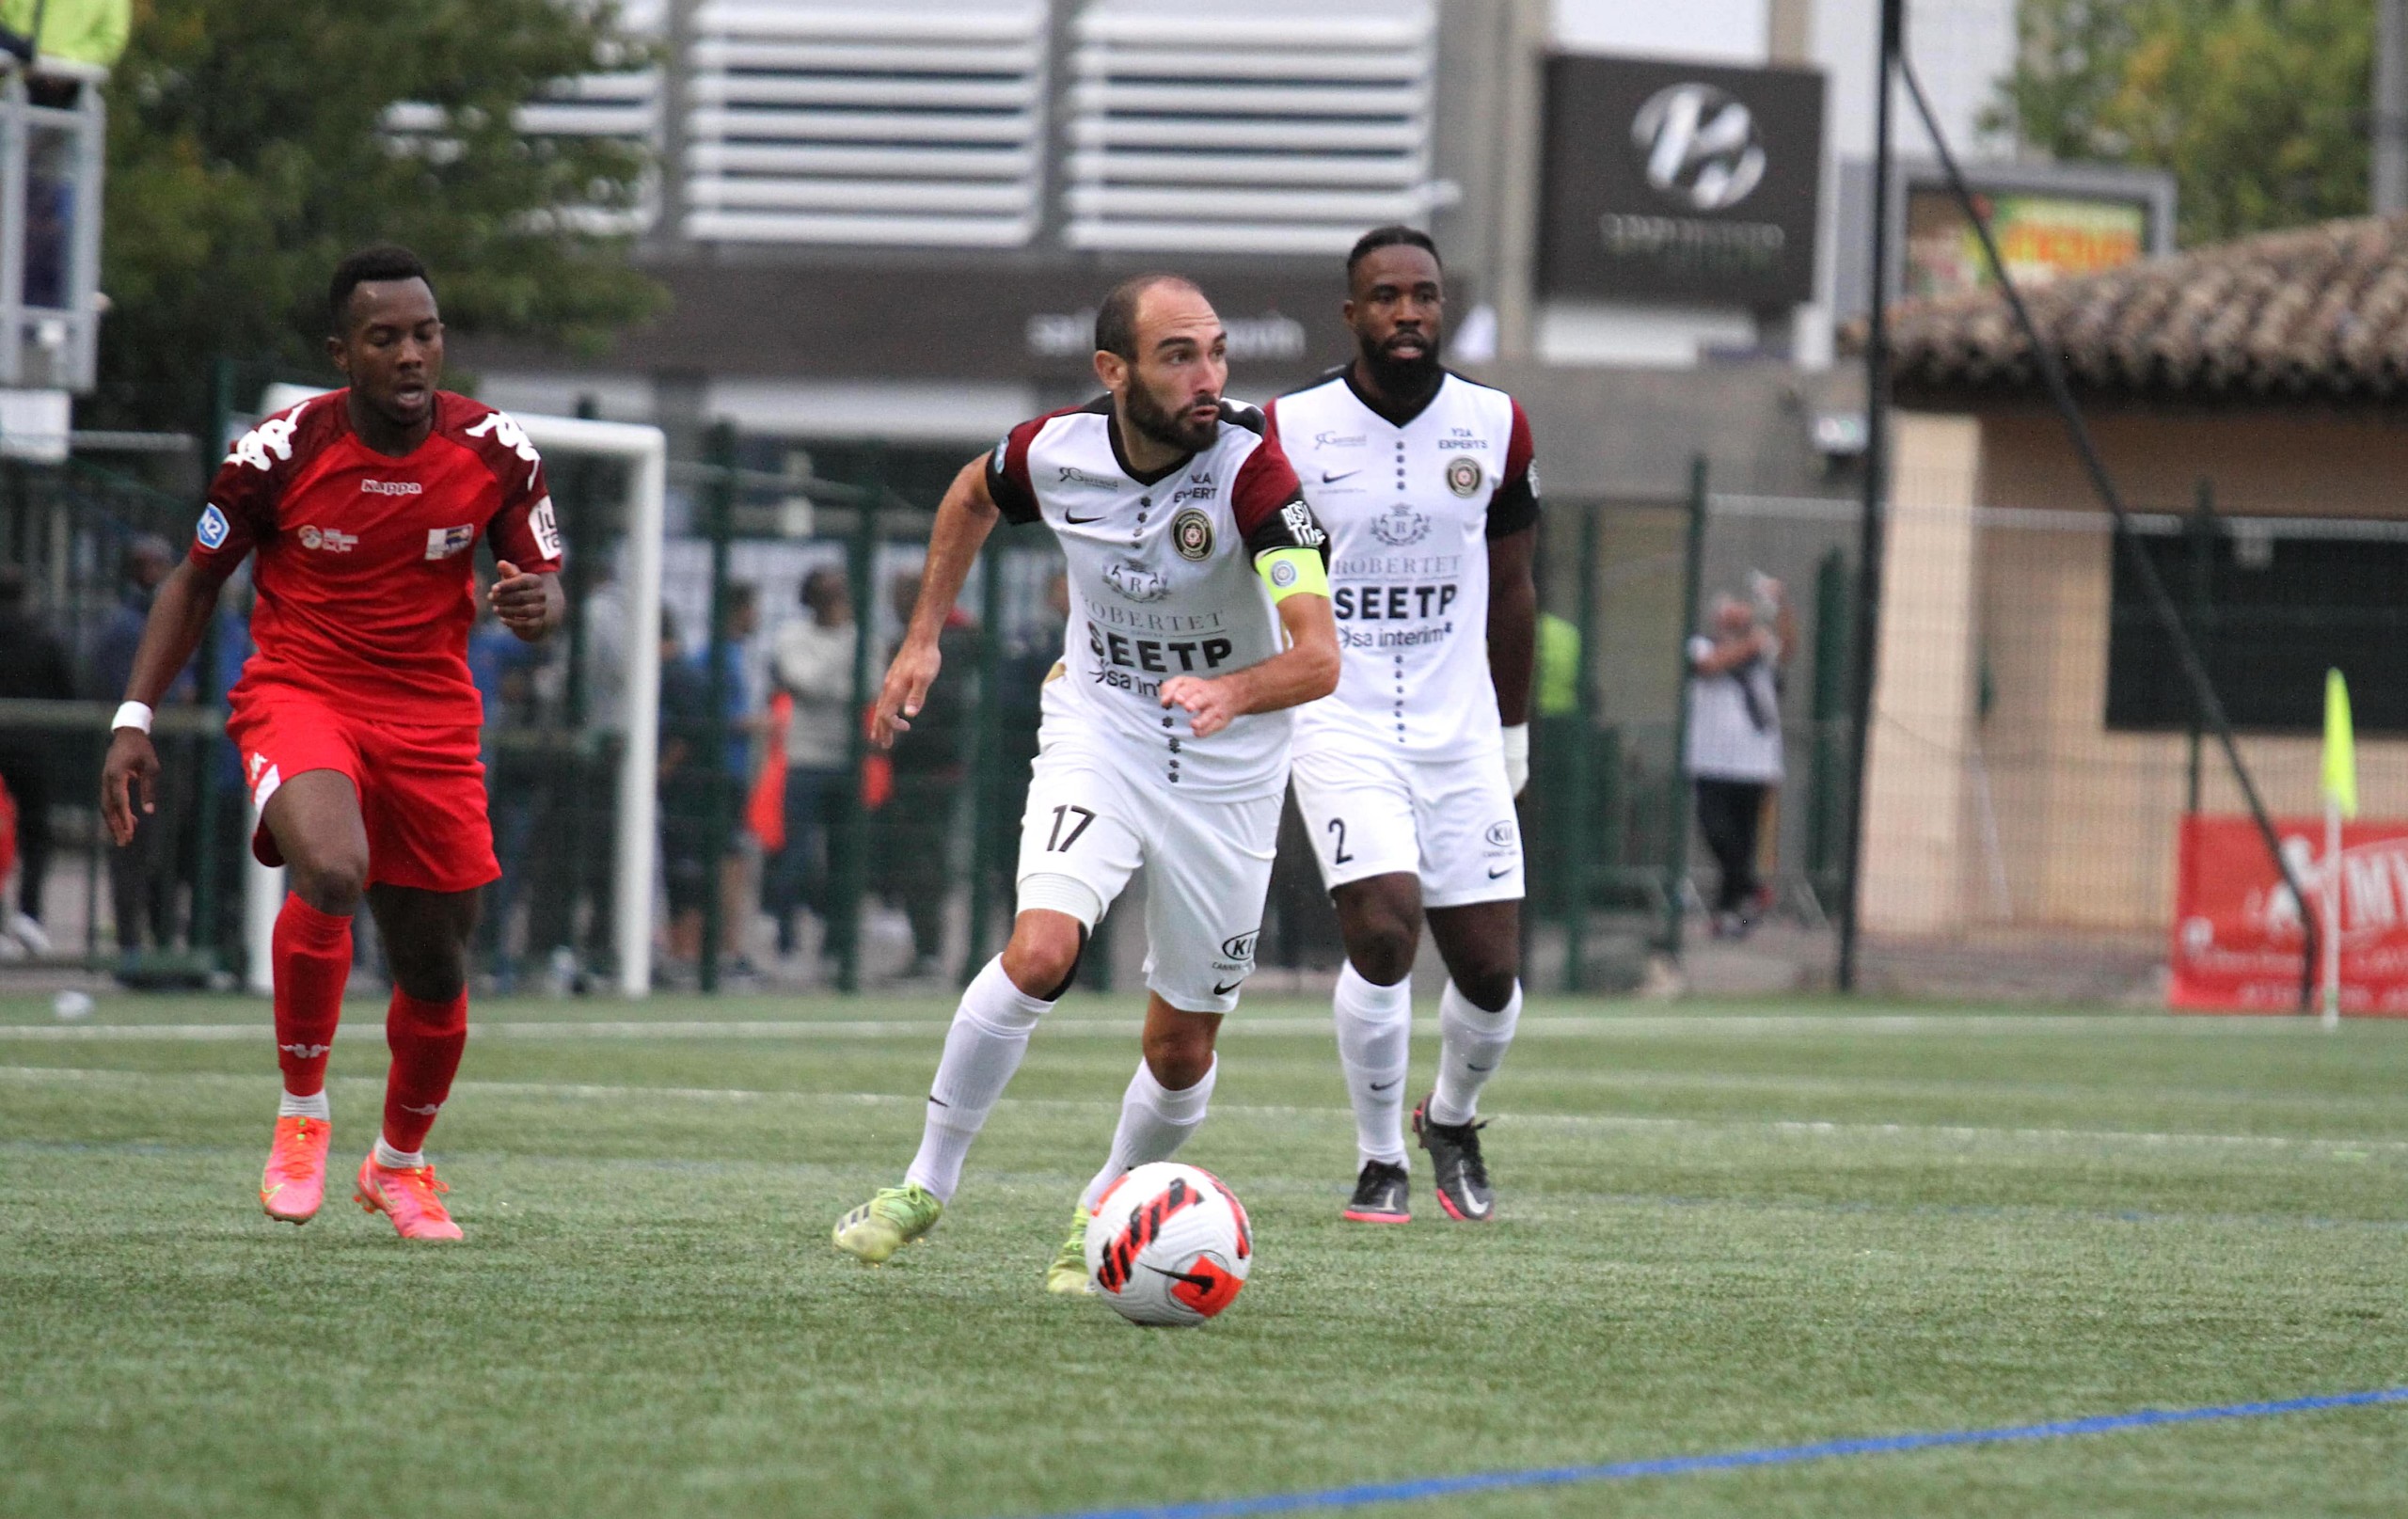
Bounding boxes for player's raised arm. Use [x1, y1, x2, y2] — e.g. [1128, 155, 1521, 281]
[872, 451, 1002, 748]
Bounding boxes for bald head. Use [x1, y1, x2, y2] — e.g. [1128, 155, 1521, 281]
[1095, 273, 1207, 362]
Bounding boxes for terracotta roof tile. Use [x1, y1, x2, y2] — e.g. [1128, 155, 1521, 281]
[1863, 213, 2408, 403]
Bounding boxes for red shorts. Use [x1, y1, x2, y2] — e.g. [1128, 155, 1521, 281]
[227, 685, 499, 894]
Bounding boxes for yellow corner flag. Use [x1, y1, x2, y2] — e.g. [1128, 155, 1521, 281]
[2324, 669, 2358, 819]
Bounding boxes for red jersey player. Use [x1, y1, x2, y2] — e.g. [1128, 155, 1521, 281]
[100, 246, 565, 1241]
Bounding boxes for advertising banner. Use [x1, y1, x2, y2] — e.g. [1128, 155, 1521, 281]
[2170, 815, 2408, 1014]
[1904, 188, 2148, 301]
[1538, 54, 1824, 306]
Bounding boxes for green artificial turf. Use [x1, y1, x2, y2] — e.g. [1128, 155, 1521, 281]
[1, 991, 2403, 1517]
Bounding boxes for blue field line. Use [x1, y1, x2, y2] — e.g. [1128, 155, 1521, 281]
[1029, 1385, 2408, 1519]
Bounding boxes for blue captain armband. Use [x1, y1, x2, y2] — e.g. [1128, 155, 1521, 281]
[1256, 546, 1329, 604]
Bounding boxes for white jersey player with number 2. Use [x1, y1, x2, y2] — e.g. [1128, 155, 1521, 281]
[833, 275, 1339, 1295]
[1268, 228, 1542, 1228]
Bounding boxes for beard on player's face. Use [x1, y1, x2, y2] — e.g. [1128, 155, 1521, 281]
[1357, 321, 1442, 396]
[1122, 368, 1219, 453]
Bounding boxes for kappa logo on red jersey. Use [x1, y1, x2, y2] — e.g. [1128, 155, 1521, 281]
[225, 407, 305, 473]
[360, 480, 422, 497]
[425, 525, 475, 561]
[464, 410, 543, 490]
[296, 525, 357, 554]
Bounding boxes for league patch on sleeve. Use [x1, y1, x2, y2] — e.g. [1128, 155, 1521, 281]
[197, 504, 230, 550]
[531, 495, 562, 560]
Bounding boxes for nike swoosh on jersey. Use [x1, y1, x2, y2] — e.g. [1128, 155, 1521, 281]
[1065, 512, 1105, 524]
[1321, 468, 1362, 483]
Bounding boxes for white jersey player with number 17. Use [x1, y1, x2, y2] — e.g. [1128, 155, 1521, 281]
[1268, 228, 1542, 1227]
[833, 274, 1339, 1294]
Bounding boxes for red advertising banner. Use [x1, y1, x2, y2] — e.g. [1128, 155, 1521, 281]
[2171, 815, 2408, 1014]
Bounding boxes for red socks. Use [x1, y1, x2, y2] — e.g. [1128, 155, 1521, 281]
[272, 892, 469, 1153]
[382, 988, 468, 1154]
[272, 894, 351, 1096]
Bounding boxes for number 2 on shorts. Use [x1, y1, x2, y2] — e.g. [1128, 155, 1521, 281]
[1326, 816, 1354, 864]
[1047, 804, 1097, 852]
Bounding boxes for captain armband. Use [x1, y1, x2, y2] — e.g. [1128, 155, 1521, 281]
[1255, 546, 1329, 605]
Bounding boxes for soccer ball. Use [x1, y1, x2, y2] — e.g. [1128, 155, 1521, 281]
[1084, 1162, 1252, 1327]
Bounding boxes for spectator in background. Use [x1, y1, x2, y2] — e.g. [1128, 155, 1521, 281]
[92, 537, 196, 957]
[700, 582, 764, 976]
[0, 564, 72, 948]
[656, 606, 713, 980]
[764, 566, 857, 967]
[1685, 577, 1795, 939]
[872, 569, 977, 980]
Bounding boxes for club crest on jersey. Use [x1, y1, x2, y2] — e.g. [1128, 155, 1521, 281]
[196, 504, 230, 549]
[1371, 502, 1431, 546]
[1171, 507, 1214, 562]
[296, 525, 357, 553]
[1445, 456, 1484, 498]
[426, 525, 475, 561]
[1104, 558, 1169, 604]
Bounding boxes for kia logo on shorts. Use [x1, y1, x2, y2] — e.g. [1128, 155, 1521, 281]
[1485, 820, 1518, 848]
[1220, 931, 1259, 962]
[1631, 83, 1766, 211]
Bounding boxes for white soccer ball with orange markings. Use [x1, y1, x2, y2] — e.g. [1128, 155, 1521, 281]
[1084, 1162, 1252, 1326]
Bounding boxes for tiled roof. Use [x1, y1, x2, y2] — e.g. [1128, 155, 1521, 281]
[1867, 213, 2408, 403]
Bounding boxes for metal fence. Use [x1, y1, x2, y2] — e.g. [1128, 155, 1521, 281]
[20, 398, 2390, 1005]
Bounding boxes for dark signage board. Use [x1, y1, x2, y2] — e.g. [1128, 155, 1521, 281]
[583, 261, 1371, 387]
[1539, 54, 1825, 308]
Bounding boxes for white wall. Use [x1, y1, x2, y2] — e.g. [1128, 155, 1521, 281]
[1550, 0, 1769, 63]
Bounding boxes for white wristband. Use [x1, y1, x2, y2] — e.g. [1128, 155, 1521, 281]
[1501, 722, 1529, 796]
[112, 701, 154, 735]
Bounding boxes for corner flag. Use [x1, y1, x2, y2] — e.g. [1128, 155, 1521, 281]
[2323, 670, 2357, 819]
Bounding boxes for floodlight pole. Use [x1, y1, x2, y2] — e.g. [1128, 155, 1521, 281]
[1836, 0, 1903, 993]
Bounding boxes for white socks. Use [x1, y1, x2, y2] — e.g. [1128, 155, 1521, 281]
[1427, 978, 1521, 1128]
[278, 1090, 331, 1120]
[905, 957, 1054, 1203]
[372, 1138, 425, 1169]
[1079, 1055, 1217, 1211]
[1333, 961, 1412, 1168]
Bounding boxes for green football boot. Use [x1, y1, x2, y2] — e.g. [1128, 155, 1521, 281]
[833, 1182, 943, 1265]
[1043, 1204, 1094, 1295]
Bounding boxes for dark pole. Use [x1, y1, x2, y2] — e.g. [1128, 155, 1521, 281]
[1836, 0, 1903, 993]
[2185, 480, 2214, 815]
[1664, 455, 1708, 962]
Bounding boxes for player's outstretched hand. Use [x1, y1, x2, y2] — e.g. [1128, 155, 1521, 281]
[1161, 674, 1240, 738]
[489, 561, 557, 639]
[873, 640, 942, 749]
[100, 729, 159, 847]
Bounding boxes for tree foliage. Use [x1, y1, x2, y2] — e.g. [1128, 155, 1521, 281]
[1992, 0, 2373, 246]
[98, 0, 664, 428]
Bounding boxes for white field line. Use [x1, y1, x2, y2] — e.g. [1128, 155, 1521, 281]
[6, 1066, 2403, 1157]
[0, 1012, 2365, 1043]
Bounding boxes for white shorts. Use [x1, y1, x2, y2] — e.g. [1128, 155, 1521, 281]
[1015, 737, 1281, 1015]
[1289, 743, 1525, 907]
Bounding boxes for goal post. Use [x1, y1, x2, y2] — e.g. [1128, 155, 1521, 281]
[245, 386, 668, 998]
